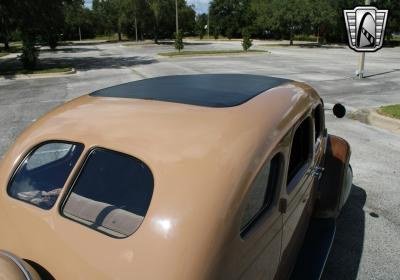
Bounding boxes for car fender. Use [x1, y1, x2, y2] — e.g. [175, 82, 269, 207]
[314, 134, 353, 218]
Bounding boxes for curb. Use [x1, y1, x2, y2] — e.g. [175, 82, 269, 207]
[0, 68, 76, 80]
[157, 51, 270, 59]
[349, 108, 400, 134]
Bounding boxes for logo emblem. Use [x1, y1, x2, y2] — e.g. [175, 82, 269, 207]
[344, 6, 388, 52]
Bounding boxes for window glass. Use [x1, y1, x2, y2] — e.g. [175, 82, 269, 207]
[241, 154, 281, 235]
[287, 118, 312, 188]
[62, 148, 154, 238]
[8, 142, 84, 209]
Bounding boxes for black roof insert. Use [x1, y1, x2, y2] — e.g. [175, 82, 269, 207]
[90, 74, 291, 108]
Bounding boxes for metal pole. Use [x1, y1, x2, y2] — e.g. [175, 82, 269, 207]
[175, 0, 179, 35]
[358, 53, 365, 78]
[207, 8, 210, 39]
[358, 0, 371, 79]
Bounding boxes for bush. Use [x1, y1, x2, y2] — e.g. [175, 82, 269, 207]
[20, 35, 39, 70]
[242, 30, 253, 51]
[174, 31, 184, 52]
[48, 34, 59, 50]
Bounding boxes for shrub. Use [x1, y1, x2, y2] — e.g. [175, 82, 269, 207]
[20, 35, 39, 70]
[242, 30, 253, 51]
[174, 31, 184, 52]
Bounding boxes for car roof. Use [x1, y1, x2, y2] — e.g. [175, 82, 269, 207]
[90, 74, 291, 107]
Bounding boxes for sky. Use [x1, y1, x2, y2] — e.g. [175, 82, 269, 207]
[84, 0, 209, 14]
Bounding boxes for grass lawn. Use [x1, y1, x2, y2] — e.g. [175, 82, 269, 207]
[158, 49, 268, 57]
[0, 53, 8, 57]
[0, 67, 73, 76]
[378, 104, 400, 120]
[184, 36, 242, 41]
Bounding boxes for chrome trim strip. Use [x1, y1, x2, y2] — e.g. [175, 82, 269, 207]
[0, 250, 33, 280]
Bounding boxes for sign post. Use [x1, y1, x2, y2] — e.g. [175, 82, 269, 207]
[356, 0, 371, 79]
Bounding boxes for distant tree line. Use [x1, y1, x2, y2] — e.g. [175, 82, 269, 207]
[1, 0, 399, 69]
[0, 0, 196, 68]
[207, 0, 400, 44]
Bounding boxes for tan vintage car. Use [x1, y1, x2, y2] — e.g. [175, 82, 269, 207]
[0, 74, 352, 280]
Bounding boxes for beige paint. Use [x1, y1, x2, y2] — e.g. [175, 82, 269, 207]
[0, 81, 321, 279]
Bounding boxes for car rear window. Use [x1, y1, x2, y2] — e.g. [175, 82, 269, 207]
[61, 148, 154, 238]
[8, 142, 84, 209]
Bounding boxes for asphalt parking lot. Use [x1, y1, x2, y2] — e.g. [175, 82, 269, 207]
[0, 40, 399, 279]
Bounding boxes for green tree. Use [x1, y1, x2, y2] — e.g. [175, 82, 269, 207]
[196, 13, 208, 39]
[148, 0, 161, 43]
[93, 0, 122, 39]
[309, 0, 336, 44]
[12, 0, 69, 67]
[179, 1, 196, 35]
[209, 0, 253, 38]
[0, 0, 16, 50]
[124, 0, 140, 41]
[64, 0, 85, 40]
[376, 0, 400, 40]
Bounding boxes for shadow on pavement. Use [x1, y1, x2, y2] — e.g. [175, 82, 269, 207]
[40, 47, 99, 53]
[364, 69, 400, 78]
[39, 56, 158, 71]
[0, 55, 158, 79]
[321, 184, 366, 280]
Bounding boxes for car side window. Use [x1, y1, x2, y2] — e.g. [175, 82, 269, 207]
[314, 104, 324, 141]
[240, 153, 282, 236]
[61, 148, 154, 238]
[8, 142, 84, 210]
[287, 117, 313, 192]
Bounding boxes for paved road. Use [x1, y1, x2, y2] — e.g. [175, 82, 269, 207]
[0, 41, 399, 279]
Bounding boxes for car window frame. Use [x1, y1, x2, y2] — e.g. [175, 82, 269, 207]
[313, 103, 325, 148]
[6, 140, 85, 210]
[59, 146, 154, 239]
[286, 115, 314, 194]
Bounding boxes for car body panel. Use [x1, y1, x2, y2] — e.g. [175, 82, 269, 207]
[0, 76, 329, 279]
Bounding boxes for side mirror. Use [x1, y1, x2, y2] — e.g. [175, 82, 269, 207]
[333, 103, 346, 118]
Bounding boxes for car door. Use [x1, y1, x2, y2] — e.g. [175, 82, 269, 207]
[237, 152, 285, 280]
[279, 115, 316, 277]
[218, 150, 285, 280]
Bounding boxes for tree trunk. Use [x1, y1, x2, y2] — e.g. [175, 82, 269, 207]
[4, 36, 10, 50]
[134, 16, 138, 42]
[154, 22, 158, 44]
[118, 31, 122, 41]
[290, 27, 293, 45]
[78, 26, 82, 41]
[317, 25, 320, 44]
